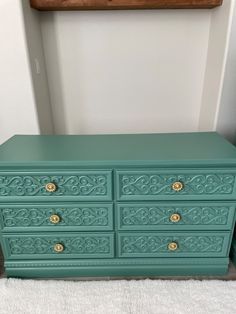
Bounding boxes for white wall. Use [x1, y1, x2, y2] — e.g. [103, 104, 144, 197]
[1, 1, 235, 141]
[216, 1, 236, 142]
[199, 0, 235, 133]
[21, 0, 54, 135]
[0, 0, 54, 145]
[40, 10, 211, 134]
[0, 0, 40, 144]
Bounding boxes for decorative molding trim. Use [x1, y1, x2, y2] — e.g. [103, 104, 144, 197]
[6, 257, 227, 268]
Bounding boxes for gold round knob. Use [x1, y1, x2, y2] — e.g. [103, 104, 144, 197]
[45, 182, 57, 193]
[50, 214, 61, 224]
[168, 242, 178, 251]
[172, 181, 184, 192]
[170, 213, 181, 223]
[54, 243, 64, 253]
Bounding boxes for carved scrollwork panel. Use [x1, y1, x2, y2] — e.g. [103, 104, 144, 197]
[119, 172, 235, 197]
[120, 235, 226, 256]
[7, 235, 113, 257]
[1, 206, 111, 228]
[119, 205, 231, 226]
[0, 172, 111, 198]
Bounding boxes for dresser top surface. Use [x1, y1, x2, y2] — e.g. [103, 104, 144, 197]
[0, 132, 236, 167]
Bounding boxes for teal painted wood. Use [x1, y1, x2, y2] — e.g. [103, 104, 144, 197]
[117, 232, 231, 258]
[0, 203, 113, 232]
[116, 169, 236, 201]
[1, 133, 236, 168]
[0, 133, 236, 278]
[5, 256, 228, 268]
[230, 135, 236, 267]
[0, 171, 112, 201]
[230, 239, 236, 266]
[4, 257, 229, 277]
[117, 202, 236, 231]
[1, 232, 114, 259]
[5, 264, 228, 277]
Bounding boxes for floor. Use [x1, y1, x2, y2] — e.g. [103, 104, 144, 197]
[2, 278, 236, 314]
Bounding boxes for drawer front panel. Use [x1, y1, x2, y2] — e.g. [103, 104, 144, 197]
[0, 203, 113, 231]
[0, 171, 112, 201]
[117, 202, 236, 231]
[118, 232, 230, 257]
[116, 170, 236, 200]
[2, 233, 114, 259]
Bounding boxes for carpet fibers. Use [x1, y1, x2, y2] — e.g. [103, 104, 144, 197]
[1, 278, 236, 314]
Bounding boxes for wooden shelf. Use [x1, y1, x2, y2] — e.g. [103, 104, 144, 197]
[30, 0, 223, 11]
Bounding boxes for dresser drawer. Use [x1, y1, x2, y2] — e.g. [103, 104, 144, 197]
[116, 170, 236, 201]
[1, 233, 114, 259]
[118, 232, 230, 258]
[117, 202, 236, 231]
[0, 171, 112, 201]
[0, 203, 113, 232]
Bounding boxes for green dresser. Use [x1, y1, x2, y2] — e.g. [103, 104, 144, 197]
[230, 134, 236, 267]
[0, 132, 236, 278]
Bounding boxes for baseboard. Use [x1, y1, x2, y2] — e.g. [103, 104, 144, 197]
[5, 257, 229, 278]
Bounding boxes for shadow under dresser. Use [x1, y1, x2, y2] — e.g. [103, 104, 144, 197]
[0, 132, 236, 278]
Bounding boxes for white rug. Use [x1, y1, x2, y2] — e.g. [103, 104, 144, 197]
[1, 278, 236, 314]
